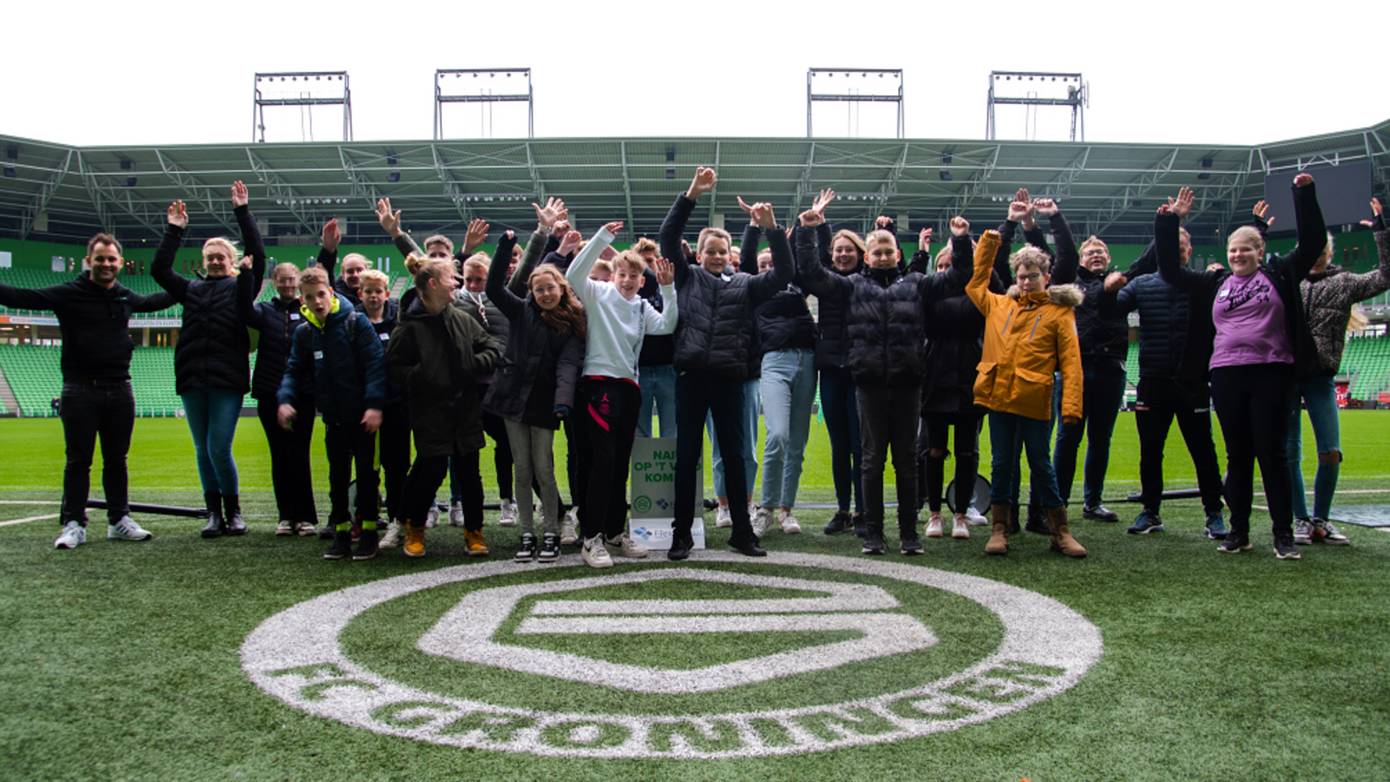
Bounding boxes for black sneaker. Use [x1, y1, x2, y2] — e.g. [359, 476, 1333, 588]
[1273, 535, 1302, 560]
[668, 532, 694, 561]
[900, 535, 924, 556]
[823, 510, 853, 535]
[729, 537, 767, 557]
[538, 533, 560, 563]
[861, 531, 886, 556]
[353, 529, 379, 561]
[514, 532, 538, 563]
[324, 530, 353, 560]
[1024, 505, 1050, 535]
[1083, 504, 1119, 522]
[1217, 535, 1253, 554]
[852, 512, 867, 539]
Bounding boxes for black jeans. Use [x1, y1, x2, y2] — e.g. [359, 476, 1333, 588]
[857, 384, 922, 535]
[1210, 363, 1296, 538]
[59, 380, 135, 525]
[918, 410, 982, 514]
[405, 453, 451, 530]
[378, 402, 411, 522]
[577, 378, 641, 540]
[1053, 360, 1127, 508]
[256, 398, 318, 524]
[1134, 378, 1224, 515]
[819, 368, 862, 513]
[324, 419, 379, 524]
[674, 370, 754, 544]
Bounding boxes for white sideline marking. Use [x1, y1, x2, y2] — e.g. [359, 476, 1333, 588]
[0, 513, 60, 527]
[0, 500, 61, 505]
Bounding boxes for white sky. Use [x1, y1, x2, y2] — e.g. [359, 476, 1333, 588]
[3, 0, 1382, 148]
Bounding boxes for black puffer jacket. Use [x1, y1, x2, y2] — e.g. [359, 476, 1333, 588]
[248, 296, 306, 401]
[151, 204, 266, 395]
[800, 223, 861, 372]
[276, 293, 385, 424]
[745, 225, 817, 358]
[1028, 212, 1130, 370]
[921, 235, 990, 414]
[658, 195, 792, 378]
[1114, 272, 1207, 388]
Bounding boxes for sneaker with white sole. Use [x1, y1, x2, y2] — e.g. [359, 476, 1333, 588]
[426, 506, 440, 529]
[751, 507, 771, 537]
[964, 506, 989, 526]
[54, 520, 86, 550]
[779, 509, 802, 535]
[581, 535, 613, 568]
[715, 505, 732, 528]
[1293, 518, 1313, 545]
[951, 514, 971, 540]
[378, 520, 403, 549]
[1273, 534, 1302, 560]
[1312, 519, 1350, 546]
[538, 532, 561, 563]
[448, 501, 464, 527]
[605, 533, 649, 559]
[275, 520, 294, 537]
[107, 516, 152, 542]
[514, 532, 538, 563]
[498, 501, 518, 527]
[924, 513, 944, 538]
[560, 508, 579, 545]
[295, 521, 318, 537]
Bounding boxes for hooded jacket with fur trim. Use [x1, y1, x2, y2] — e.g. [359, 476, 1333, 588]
[967, 230, 1084, 421]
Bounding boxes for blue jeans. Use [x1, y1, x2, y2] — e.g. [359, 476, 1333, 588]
[819, 368, 862, 513]
[636, 363, 677, 438]
[1286, 374, 1341, 521]
[181, 389, 243, 495]
[708, 379, 759, 499]
[989, 411, 1063, 509]
[759, 349, 817, 509]
[1053, 361, 1126, 507]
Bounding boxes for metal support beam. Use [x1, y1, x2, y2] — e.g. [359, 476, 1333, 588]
[944, 145, 1001, 222]
[338, 147, 386, 211]
[523, 141, 545, 206]
[1092, 148, 1180, 236]
[708, 141, 722, 226]
[153, 149, 238, 235]
[77, 152, 163, 237]
[619, 142, 635, 236]
[873, 142, 911, 218]
[245, 149, 318, 235]
[18, 150, 72, 239]
[787, 141, 818, 225]
[430, 144, 475, 227]
[1038, 146, 1092, 200]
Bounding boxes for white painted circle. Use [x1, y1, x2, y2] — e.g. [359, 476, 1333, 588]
[241, 552, 1103, 758]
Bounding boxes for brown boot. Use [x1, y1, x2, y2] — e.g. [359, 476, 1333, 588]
[985, 503, 1010, 556]
[1006, 503, 1021, 535]
[1046, 506, 1088, 558]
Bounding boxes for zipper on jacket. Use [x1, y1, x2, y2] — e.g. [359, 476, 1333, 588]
[1029, 314, 1043, 339]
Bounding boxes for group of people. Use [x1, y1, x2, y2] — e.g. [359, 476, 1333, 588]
[6, 168, 1385, 564]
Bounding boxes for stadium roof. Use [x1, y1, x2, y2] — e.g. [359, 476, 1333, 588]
[2, 120, 1388, 247]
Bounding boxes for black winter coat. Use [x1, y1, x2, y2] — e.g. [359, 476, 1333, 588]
[387, 298, 502, 457]
[0, 273, 173, 382]
[1027, 213, 1132, 371]
[799, 223, 860, 372]
[744, 224, 817, 361]
[276, 293, 386, 424]
[658, 195, 793, 378]
[482, 232, 584, 429]
[248, 296, 307, 401]
[921, 235, 991, 414]
[1113, 272, 1207, 390]
[151, 205, 266, 395]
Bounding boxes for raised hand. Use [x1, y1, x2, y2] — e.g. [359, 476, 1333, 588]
[463, 217, 490, 253]
[230, 180, 249, 207]
[798, 207, 825, 228]
[1156, 202, 1173, 216]
[874, 215, 894, 231]
[376, 198, 402, 236]
[1293, 172, 1314, 188]
[321, 218, 341, 252]
[554, 218, 571, 237]
[652, 256, 675, 285]
[602, 220, 624, 237]
[736, 195, 757, 218]
[557, 228, 582, 256]
[239, 255, 254, 271]
[919, 227, 934, 246]
[1007, 197, 1031, 223]
[167, 200, 189, 229]
[1032, 198, 1059, 218]
[533, 197, 566, 231]
[949, 216, 969, 237]
[1171, 186, 1194, 219]
[1252, 199, 1276, 230]
[599, 245, 617, 261]
[1360, 197, 1384, 228]
[750, 202, 776, 230]
[686, 167, 717, 200]
[812, 187, 835, 215]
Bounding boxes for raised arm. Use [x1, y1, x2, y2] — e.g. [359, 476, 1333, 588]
[643, 256, 679, 336]
[231, 181, 265, 316]
[907, 227, 934, 275]
[1033, 199, 1077, 284]
[512, 196, 565, 294]
[318, 218, 341, 278]
[151, 200, 191, 302]
[968, 229, 1002, 316]
[1286, 174, 1327, 281]
[564, 222, 622, 293]
[487, 230, 525, 317]
[1155, 205, 1212, 294]
[377, 198, 423, 258]
[660, 167, 716, 289]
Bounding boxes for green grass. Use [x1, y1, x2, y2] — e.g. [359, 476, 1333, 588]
[2, 414, 1389, 780]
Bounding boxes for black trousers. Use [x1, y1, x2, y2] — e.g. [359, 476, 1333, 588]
[577, 378, 641, 540]
[324, 419, 379, 524]
[1210, 363, 1296, 538]
[1053, 360, 1127, 508]
[1134, 377, 1224, 515]
[918, 410, 982, 514]
[674, 370, 754, 544]
[256, 398, 318, 524]
[819, 367, 862, 514]
[405, 453, 452, 530]
[378, 402, 411, 522]
[857, 384, 922, 535]
[59, 380, 135, 525]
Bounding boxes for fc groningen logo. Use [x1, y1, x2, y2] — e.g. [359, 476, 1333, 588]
[241, 553, 1103, 758]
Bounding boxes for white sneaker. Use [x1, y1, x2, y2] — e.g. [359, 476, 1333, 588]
[605, 532, 649, 559]
[925, 513, 944, 538]
[275, 520, 294, 536]
[498, 501, 518, 527]
[715, 505, 732, 528]
[294, 521, 317, 537]
[581, 535, 613, 569]
[448, 501, 465, 527]
[426, 506, 440, 529]
[378, 520, 403, 549]
[951, 514, 971, 540]
[54, 520, 86, 549]
[965, 506, 989, 526]
[779, 509, 802, 535]
[560, 507, 579, 545]
[751, 507, 772, 537]
[107, 516, 152, 542]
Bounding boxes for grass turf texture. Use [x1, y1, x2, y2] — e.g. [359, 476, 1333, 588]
[1, 414, 1389, 780]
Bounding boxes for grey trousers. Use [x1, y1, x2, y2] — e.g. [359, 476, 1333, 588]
[504, 418, 561, 535]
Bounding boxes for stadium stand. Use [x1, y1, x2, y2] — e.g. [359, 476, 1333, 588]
[1345, 333, 1390, 401]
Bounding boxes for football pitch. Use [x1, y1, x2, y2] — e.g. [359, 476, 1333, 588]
[2, 412, 1389, 780]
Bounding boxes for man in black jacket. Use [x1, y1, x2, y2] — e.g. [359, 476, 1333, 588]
[0, 234, 173, 549]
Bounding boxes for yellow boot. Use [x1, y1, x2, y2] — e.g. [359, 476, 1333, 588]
[985, 503, 1010, 556]
[1047, 507, 1088, 558]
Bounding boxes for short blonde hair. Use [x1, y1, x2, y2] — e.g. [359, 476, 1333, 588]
[1227, 226, 1266, 256]
[404, 252, 426, 276]
[414, 258, 454, 290]
[831, 229, 866, 258]
[613, 250, 647, 275]
[202, 237, 241, 276]
[1010, 246, 1053, 276]
[359, 269, 390, 291]
[299, 266, 330, 288]
[865, 229, 897, 249]
[463, 257, 489, 278]
[590, 259, 614, 278]
[697, 227, 732, 254]
[271, 262, 300, 282]
[1079, 235, 1108, 256]
[341, 252, 372, 270]
[423, 234, 454, 253]
[632, 237, 659, 256]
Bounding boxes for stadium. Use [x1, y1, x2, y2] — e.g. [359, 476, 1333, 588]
[2, 66, 1389, 779]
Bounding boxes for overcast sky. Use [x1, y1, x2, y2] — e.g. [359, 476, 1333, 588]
[4, 0, 1381, 149]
